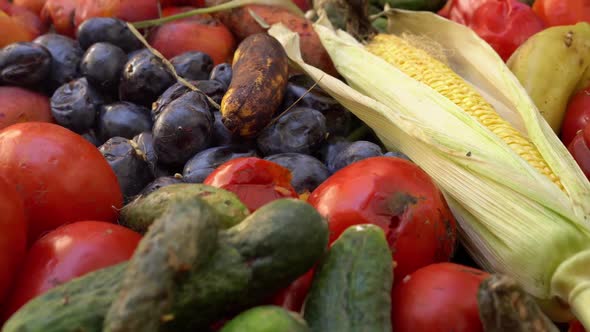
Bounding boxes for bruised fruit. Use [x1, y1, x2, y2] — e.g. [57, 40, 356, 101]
[0, 86, 52, 130]
[0, 42, 51, 86]
[148, 10, 235, 65]
[50, 77, 104, 133]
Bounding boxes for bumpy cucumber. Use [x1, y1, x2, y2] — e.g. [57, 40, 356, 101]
[220, 306, 310, 332]
[104, 198, 219, 332]
[120, 183, 249, 232]
[4, 199, 328, 332]
[303, 224, 393, 332]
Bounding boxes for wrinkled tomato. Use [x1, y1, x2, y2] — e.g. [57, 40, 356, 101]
[204, 157, 298, 212]
[561, 86, 590, 147]
[308, 157, 457, 282]
[0, 122, 123, 245]
[0, 177, 27, 304]
[469, 0, 545, 61]
[1, 221, 141, 321]
[533, 0, 590, 27]
[392, 262, 489, 332]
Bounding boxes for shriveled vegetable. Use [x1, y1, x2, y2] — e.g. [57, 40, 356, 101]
[220, 33, 289, 138]
[269, 2, 590, 329]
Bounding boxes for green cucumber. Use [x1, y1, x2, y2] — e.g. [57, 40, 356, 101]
[4, 199, 328, 332]
[104, 198, 220, 332]
[120, 183, 249, 232]
[303, 224, 394, 332]
[221, 306, 310, 332]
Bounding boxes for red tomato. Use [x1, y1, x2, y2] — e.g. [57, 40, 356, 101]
[148, 9, 235, 65]
[0, 122, 123, 245]
[159, 0, 205, 7]
[562, 87, 590, 147]
[0, 87, 53, 130]
[568, 131, 590, 180]
[469, 0, 545, 61]
[13, 0, 47, 15]
[438, 0, 488, 25]
[309, 157, 457, 282]
[0, 0, 46, 46]
[0, 177, 27, 303]
[40, 0, 78, 37]
[1, 221, 141, 320]
[204, 157, 298, 212]
[392, 262, 489, 332]
[271, 269, 315, 312]
[533, 0, 590, 27]
[570, 320, 586, 332]
[75, 0, 159, 27]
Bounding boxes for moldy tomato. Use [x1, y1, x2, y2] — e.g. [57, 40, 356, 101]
[0, 122, 123, 245]
[1, 221, 141, 321]
[204, 157, 298, 212]
[392, 262, 490, 332]
[308, 156, 457, 282]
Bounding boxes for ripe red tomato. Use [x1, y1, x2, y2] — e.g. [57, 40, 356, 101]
[1, 221, 141, 320]
[533, 0, 590, 27]
[40, 0, 77, 37]
[0, 122, 123, 245]
[570, 320, 586, 332]
[468, 0, 545, 61]
[561, 87, 590, 147]
[148, 9, 235, 65]
[204, 157, 298, 212]
[75, 0, 159, 27]
[271, 269, 315, 312]
[159, 0, 205, 7]
[0, 0, 46, 46]
[0, 177, 27, 304]
[568, 131, 590, 180]
[13, 0, 46, 15]
[308, 156, 457, 282]
[0, 86, 53, 130]
[392, 262, 490, 332]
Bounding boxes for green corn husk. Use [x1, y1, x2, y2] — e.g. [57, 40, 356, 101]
[268, 10, 590, 328]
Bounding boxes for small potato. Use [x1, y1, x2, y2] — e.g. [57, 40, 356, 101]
[220, 33, 289, 138]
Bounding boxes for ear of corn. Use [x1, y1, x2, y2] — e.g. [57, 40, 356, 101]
[268, 10, 590, 329]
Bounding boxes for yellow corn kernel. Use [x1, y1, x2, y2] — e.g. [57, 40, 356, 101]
[366, 34, 563, 190]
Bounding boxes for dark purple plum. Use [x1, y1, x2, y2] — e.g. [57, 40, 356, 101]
[33, 34, 83, 89]
[119, 49, 175, 107]
[209, 62, 232, 89]
[316, 136, 351, 167]
[193, 80, 226, 105]
[328, 140, 383, 173]
[152, 91, 213, 166]
[211, 111, 233, 146]
[97, 101, 153, 142]
[171, 51, 213, 81]
[50, 77, 103, 133]
[182, 145, 258, 183]
[81, 129, 100, 147]
[384, 151, 412, 161]
[265, 153, 330, 194]
[0, 42, 51, 86]
[256, 107, 327, 156]
[99, 136, 154, 201]
[80, 42, 127, 92]
[76, 17, 143, 53]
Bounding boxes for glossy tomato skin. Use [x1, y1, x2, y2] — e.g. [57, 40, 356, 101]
[308, 156, 457, 282]
[0, 177, 27, 304]
[0, 122, 123, 245]
[533, 0, 590, 27]
[568, 131, 590, 180]
[562, 87, 590, 147]
[1, 221, 141, 321]
[149, 9, 235, 65]
[469, 0, 545, 61]
[271, 269, 315, 312]
[204, 157, 298, 212]
[392, 262, 489, 332]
